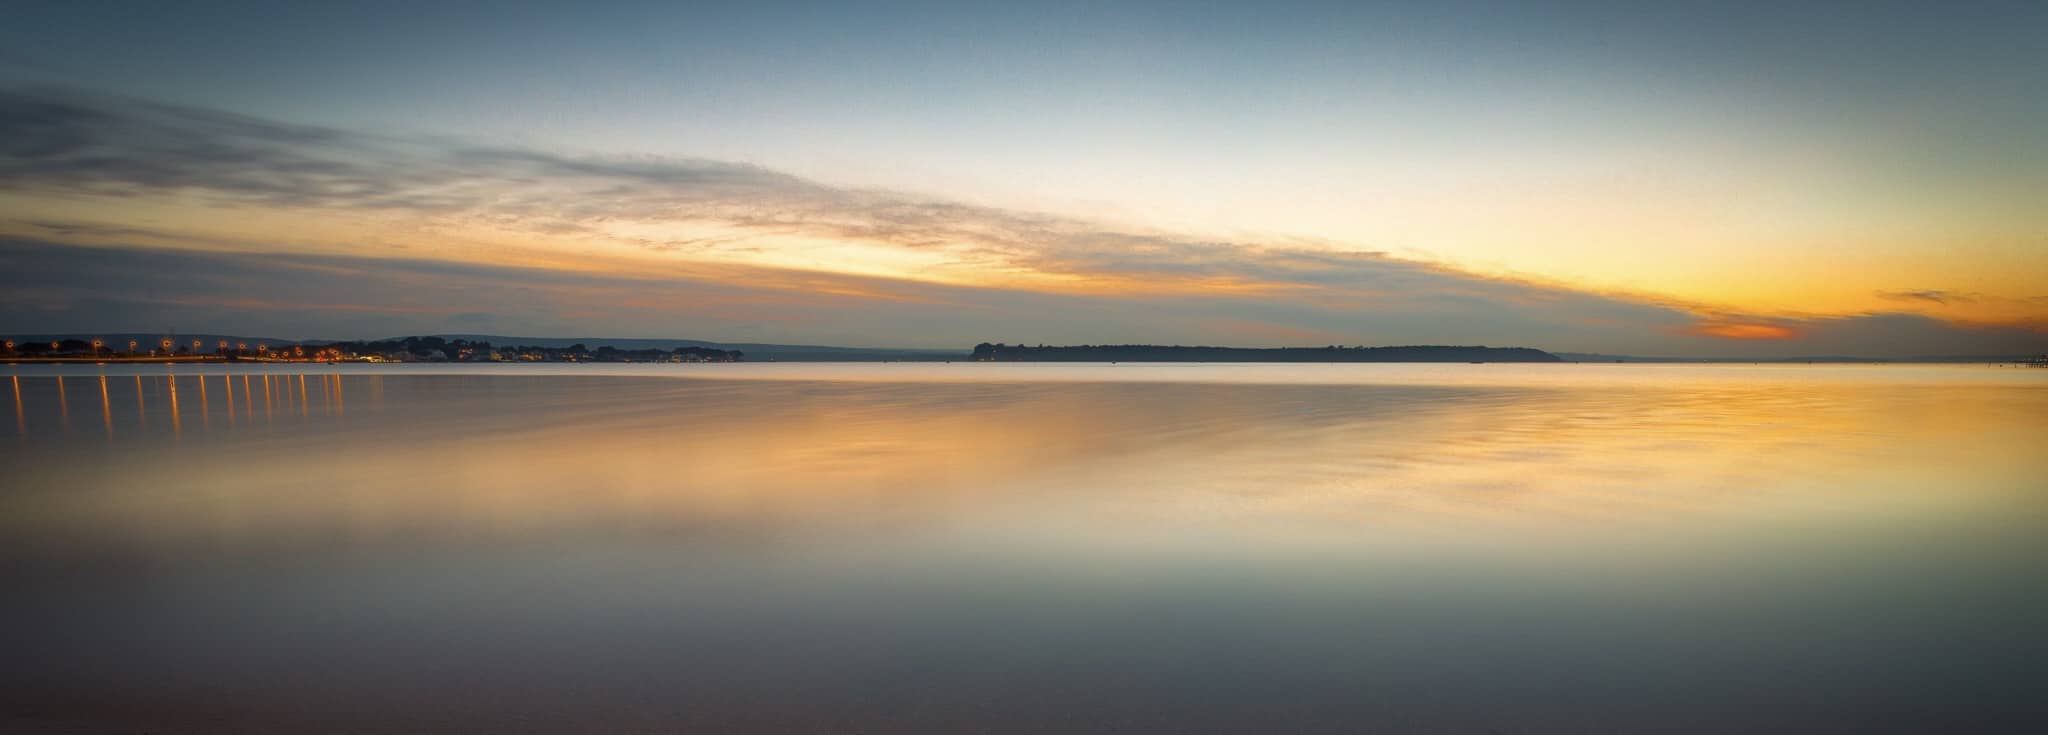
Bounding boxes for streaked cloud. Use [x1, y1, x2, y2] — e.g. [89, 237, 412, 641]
[7, 238, 2043, 358]
[1876, 289, 1974, 305]
[2, 86, 2043, 357]
[1683, 319, 1802, 341]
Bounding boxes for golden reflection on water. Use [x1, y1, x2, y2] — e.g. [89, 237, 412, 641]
[2, 367, 2042, 554]
[97, 376, 110, 440]
[166, 374, 180, 437]
[3, 365, 2044, 734]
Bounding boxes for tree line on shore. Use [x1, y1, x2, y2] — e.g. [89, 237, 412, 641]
[970, 343, 1560, 362]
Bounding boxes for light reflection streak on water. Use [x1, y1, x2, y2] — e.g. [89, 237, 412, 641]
[166, 374, 180, 438]
[97, 376, 110, 440]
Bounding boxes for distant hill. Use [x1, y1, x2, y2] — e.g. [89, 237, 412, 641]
[972, 343, 1562, 362]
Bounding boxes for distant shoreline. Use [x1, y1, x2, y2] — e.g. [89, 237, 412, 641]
[7, 334, 2040, 365]
[970, 343, 1562, 363]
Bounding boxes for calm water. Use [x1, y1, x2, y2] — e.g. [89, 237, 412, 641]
[3, 363, 2045, 733]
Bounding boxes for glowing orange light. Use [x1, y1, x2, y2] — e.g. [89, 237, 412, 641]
[1688, 320, 1800, 340]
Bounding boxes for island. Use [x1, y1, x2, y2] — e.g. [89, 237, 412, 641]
[970, 343, 1562, 362]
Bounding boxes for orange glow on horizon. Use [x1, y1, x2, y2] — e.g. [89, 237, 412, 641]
[1686, 321, 1802, 340]
[9, 194, 2046, 346]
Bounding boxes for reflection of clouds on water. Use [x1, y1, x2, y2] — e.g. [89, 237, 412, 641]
[3, 366, 2046, 733]
[3, 367, 2041, 553]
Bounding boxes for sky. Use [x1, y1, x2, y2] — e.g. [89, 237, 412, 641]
[2, 0, 2044, 356]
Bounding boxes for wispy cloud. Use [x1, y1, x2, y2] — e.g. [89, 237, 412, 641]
[2, 86, 2043, 357]
[1875, 289, 1976, 305]
[0, 85, 1574, 296]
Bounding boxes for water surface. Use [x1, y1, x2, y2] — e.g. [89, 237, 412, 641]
[4, 363, 2045, 732]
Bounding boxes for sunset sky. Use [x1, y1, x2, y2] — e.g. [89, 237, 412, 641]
[3, 0, 2044, 356]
